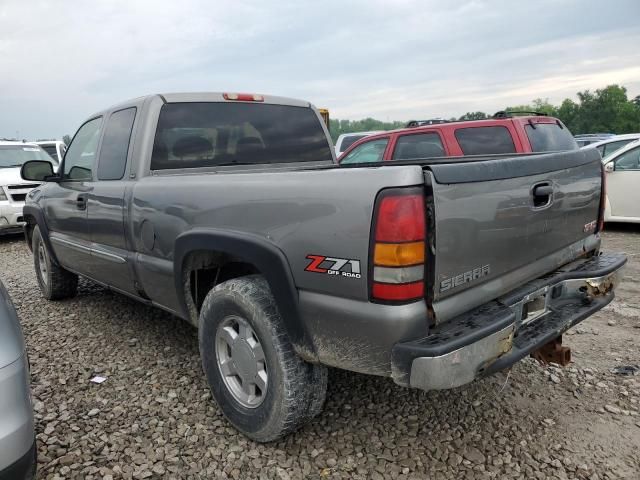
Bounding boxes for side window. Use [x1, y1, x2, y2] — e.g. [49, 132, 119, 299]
[454, 126, 516, 155]
[63, 117, 102, 180]
[340, 138, 389, 164]
[614, 147, 640, 171]
[596, 145, 605, 156]
[97, 108, 137, 180]
[392, 133, 445, 160]
[603, 140, 633, 158]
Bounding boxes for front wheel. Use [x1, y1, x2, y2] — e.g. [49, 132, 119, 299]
[32, 226, 78, 300]
[199, 275, 327, 442]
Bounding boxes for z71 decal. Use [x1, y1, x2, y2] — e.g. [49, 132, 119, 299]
[305, 255, 362, 279]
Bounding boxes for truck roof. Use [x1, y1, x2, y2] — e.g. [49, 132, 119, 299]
[100, 92, 312, 116]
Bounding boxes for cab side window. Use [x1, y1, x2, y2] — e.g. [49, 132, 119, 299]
[393, 133, 445, 160]
[97, 108, 137, 180]
[614, 147, 640, 171]
[63, 117, 102, 180]
[340, 138, 389, 164]
[455, 126, 516, 155]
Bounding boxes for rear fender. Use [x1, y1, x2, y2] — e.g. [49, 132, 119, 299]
[173, 228, 317, 360]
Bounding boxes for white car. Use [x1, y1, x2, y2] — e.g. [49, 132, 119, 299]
[603, 139, 640, 223]
[0, 141, 57, 233]
[581, 133, 640, 159]
[335, 131, 383, 158]
[35, 140, 66, 163]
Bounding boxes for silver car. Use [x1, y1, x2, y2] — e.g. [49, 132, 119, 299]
[0, 281, 35, 479]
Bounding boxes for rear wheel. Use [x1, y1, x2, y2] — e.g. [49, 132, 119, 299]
[199, 275, 327, 442]
[32, 226, 78, 300]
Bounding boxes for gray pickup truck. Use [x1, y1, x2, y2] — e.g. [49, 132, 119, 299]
[20, 92, 626, 442]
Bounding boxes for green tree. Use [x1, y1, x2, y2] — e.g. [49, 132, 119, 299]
[328, 118, 404, 143]
[458, 111, 487, 121]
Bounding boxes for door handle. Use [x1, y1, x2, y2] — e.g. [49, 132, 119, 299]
[76, 193, 88, 210]
[533, 185, 553, 197]
[532, 183, 553, 207]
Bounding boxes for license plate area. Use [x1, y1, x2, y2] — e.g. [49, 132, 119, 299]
[515, 287, 550, 326]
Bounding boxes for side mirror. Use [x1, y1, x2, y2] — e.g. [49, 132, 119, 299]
[21, 160, 56, 182]
[604, 162, 614, 173]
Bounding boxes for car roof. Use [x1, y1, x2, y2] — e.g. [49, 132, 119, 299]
[35, 140, 65, 146]
[347, 115, 554, 144]
[338, 131, 383, 138]
[583, 133, 640, 149]
[0, 140, 39, 147]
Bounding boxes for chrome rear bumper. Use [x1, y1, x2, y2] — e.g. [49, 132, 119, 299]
[392, 252, 626, 391]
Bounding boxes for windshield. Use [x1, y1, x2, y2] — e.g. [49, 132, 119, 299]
[0, 145, 57, 168]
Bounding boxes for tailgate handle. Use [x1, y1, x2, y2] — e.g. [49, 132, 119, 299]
[532, 183, 553, 207]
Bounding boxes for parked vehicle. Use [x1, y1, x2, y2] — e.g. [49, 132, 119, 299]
[602, 139, 640, 223]
[0, 280, 36, 479]
[339, 112, 577, 164]
[574, 133, 615, 148]
[581, 133, 640, 159]
[35, 141, 66, 163]
[20, 92, 625, 442]
[334, 131, 383, 157]
[0, 141, 56, 233]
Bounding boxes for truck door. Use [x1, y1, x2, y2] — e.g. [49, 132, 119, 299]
[86, 107, 138, 294]
[44, 117, 102, 276]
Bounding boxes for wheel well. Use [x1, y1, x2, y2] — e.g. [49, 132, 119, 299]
[23, 215, 36, 251]
[182, 250, 259, 325]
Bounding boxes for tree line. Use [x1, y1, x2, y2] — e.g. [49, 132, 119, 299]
[329, 84, 640, 142]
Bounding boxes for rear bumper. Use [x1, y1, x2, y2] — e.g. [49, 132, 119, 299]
[392, 252, 627, 390]
[0, 203, 25, 231]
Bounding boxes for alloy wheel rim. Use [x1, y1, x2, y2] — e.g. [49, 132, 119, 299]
[38, 243, 48, 286]
[215, 315, 267, 408]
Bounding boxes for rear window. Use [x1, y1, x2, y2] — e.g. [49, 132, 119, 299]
[454, 126, 516, 155]
[525, 123, 578, 152]
[339, 135, 366, 152]
[151, 103, 332, 170]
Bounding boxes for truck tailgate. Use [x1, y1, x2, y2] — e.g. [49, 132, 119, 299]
[426, 148, 603, 323]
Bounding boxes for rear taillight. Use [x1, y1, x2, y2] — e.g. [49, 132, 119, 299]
[370, 189, 426, 303]
[597, 162, 606, 233]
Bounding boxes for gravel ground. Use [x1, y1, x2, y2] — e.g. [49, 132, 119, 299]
[1, 227, 639, 480]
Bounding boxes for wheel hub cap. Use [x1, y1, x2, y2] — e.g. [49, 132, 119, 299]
[38, 243, 48, 286]
[215, 315, 267, 408]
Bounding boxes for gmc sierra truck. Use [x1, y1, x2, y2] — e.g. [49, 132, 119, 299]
[20, 92, 626, 442]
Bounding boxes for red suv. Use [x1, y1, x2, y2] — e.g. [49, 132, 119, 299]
[338, 112, 578, 164]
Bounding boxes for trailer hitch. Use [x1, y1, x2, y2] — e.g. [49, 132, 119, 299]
[531, 336, 571, 366]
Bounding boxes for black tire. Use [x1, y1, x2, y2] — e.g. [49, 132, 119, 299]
[32, 226, 78, 300]
[199, 275, 327, 442]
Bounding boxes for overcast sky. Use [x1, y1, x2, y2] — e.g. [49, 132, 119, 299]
[1, 0, 639, 139]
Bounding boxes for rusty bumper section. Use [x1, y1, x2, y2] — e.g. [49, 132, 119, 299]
[391, 252, 626, 391]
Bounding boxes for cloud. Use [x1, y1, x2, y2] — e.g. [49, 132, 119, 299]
[0, 0, 638, 138]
